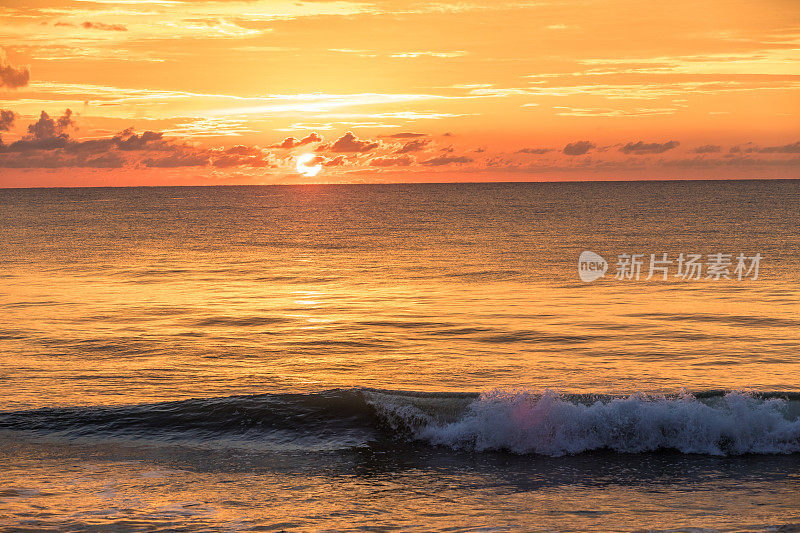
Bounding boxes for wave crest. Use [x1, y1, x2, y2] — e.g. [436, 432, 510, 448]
[372, 389, 800, 456]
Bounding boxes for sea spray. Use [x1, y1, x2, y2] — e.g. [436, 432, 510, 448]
[392, 389, 800, 456]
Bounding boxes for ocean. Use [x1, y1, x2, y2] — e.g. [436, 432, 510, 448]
[0, 180, 798, 531]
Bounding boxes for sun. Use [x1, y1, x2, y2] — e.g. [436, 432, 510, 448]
[296, 153, 322, 177]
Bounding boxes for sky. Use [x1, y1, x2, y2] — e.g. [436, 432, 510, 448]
[0, 0, 798, 186]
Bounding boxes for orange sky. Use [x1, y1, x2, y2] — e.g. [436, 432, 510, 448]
[0, 0, 798, 186]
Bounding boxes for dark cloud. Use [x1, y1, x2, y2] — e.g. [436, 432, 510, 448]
[82, 152, 126, 168]
[485, 155, 511, 168]
[619, 140, 680, 154]
[661, 155, 800, 169]
[1, 110, 76, 152]
[692, 144, 722, 154]
[751, 141, 800, 154]
[327, 131, 379, 153]
[380, 132, 427, 138]
[0, 109, 15, 136]
[142, 151, 209, 168]
[369, 155, 414, 167]
[0, 109, 274, 169]
[420, 155, 473, 166]
[113, 128, 164, 150]
[6, 135, 69, 152]
[57, 109, 76, 130]
[484, 151, 800, 174]
[0, 151, 77, 169]
[563, 140, 596, 156]
[81, 21, 128, 31]
[26, 109, 75, 141]
[517, 147, 552, 154]
[46, 127, 165, 155]
[395, 139, 429, 154]
[0, 49, 30, 89]
[729, 143, 752, 154]
[270, 132, 322, 149]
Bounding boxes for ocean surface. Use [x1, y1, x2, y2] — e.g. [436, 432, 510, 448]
[0, 180, 798, 531]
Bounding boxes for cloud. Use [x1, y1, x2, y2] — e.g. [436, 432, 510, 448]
[693, 144, 722, 154]
[324, 155, 348, 166]
[212, 145, 274, 168]
[270, 132, 322, 149]
[0, 109, 274, 169]
[369, 155, 415, 167]
[114, 129, 166, 150]
[142, 151, 209, 168]
[730, 141, 800, 154]
[294, 154, 349, 167]
[2, 110, 77, 151]
[82, 22, 128, 31]
[380, 132, 427, 138]
[420, 155, 473, 166]
[517, 147, 553, 154]
[28, 109, 76, 140]
[0, 49, 30, 89]
[620, 140, 680, 154]
[0, 109, 15, 133]
[327, 131, 379, 152]
[661, 155, 800, 169]
[0, 150, 121, 169]
[753, 141, 800, 154]
[729, 143, 753, 154]
[395, 139, 430, 154]
[563, 141, 596, 156]
[390, 51, 467, 58]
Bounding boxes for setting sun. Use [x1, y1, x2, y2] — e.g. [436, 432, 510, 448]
[296, 152, 322, 177]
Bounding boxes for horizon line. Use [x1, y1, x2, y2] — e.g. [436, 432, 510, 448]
[1, 176, 798, 190]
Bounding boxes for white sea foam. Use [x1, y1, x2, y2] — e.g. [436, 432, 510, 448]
[374, 389, 800, 456]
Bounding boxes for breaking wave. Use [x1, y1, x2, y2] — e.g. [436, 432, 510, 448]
[378, 389, 800, 456]
[1, 388, 799, 456]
